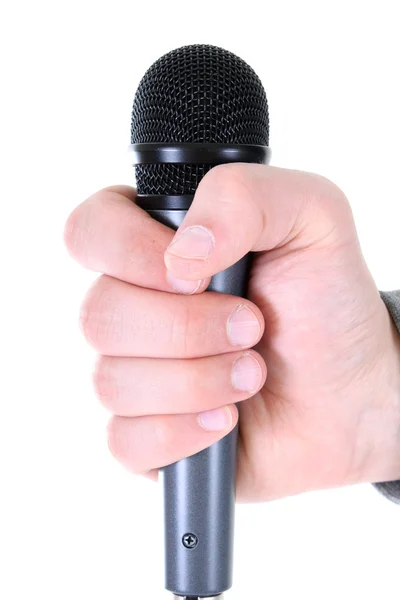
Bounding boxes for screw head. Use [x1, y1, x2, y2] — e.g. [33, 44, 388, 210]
[182, 533, 198, 549]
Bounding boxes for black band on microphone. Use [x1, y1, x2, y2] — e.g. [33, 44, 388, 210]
[129, 143, 271, 165]
[136, 195, 194, 210]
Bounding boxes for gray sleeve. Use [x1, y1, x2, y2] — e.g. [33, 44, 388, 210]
[373, 291, 400, 503]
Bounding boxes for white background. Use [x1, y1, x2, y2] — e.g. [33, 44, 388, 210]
[1, 1, 399, 599]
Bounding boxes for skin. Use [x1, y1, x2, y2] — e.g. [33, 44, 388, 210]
[64, 164, 400, 502]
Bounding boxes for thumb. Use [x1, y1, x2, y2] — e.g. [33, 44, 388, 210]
[164, 163, 353, 280]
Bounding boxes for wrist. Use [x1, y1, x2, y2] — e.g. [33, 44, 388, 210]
[364, 305, 400, 484]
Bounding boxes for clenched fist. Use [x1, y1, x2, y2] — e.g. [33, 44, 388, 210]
[64, 164, 400, 501]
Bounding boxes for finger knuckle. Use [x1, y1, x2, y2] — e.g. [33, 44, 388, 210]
[107, 416, 129, 463]
[183, 365, 204, 400]
[152, 418, 174, 451]
[181, 360, 217, 407]
[107, 416, 166, 475]
[291, 172, 353, 245]
[202, 163, 253, 206]
[79, 276, 122, 351]
[63, 202, 90, 262]
[308, 173, 350, 216]
[92, 356, 117, 408]
[64, 210, 79, 258]
[169, 301, 215, 358]
[168, 300, 194, 356]
[107, 416, 142, 473]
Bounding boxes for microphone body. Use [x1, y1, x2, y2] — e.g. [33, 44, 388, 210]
[130, 44, 270, 599]
[136, 196, 251, 597]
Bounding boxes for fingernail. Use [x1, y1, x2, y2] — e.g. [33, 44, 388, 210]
[227, 304, 261, 347]
[198, 406, 233, 431]
[167, 226, 214, 260]
[231, 353, 263, 393]
[166, 270, 203, 295]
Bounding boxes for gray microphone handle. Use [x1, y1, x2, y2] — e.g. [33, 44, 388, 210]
[145, 208, 250, 598]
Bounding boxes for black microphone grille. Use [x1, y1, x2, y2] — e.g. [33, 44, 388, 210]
[131, 44, 269, 195]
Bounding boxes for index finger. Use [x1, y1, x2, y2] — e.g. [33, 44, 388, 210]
[64, 185, 209, 294]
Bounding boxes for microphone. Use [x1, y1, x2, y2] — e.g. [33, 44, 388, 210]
[130, 44, 270, 600]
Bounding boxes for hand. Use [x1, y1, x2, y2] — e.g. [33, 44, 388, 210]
[64, 165, 400, 501]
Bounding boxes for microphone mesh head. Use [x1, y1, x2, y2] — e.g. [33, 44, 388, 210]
[131, 44, 269, 195]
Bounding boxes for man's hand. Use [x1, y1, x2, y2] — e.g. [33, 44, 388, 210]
[64, 165, 400, 501]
